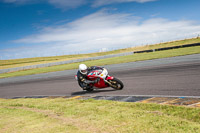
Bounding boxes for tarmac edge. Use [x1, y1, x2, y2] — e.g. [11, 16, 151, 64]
[10, 95, 200, 108]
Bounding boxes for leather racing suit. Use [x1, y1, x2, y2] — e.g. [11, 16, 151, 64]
[77, 66, 103, 90]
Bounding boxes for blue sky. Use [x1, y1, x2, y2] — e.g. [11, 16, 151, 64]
[0, 0, 200, 59]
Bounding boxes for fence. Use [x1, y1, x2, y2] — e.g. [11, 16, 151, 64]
[133, 43, 200, 53]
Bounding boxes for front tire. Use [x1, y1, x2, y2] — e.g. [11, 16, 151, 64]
[109, 78, 124, 90]
[86, 88, 94, 92]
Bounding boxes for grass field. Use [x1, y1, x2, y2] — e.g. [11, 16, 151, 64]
[0, 45, 200, 79]
[0, 98, 199, 133]
[1, 37, 200, 69]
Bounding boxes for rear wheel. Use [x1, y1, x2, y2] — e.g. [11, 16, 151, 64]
[108, 78, 124, 90]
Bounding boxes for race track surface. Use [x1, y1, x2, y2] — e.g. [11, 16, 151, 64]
[0, 54, 200, 98]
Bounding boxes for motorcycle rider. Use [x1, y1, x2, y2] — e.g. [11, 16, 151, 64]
[77, 64, 102, 91]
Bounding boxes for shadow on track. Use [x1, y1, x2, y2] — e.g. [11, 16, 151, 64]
[71, 89, 117, 96]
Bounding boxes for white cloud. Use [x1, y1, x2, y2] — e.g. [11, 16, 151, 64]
[92, 0, 157, 7]
[3, 10, 200, 59]
[47, 0, 87, 9]
[1, 0, 37, 4]
[1, 0, 157, 9]
[1, 0, 87, 8]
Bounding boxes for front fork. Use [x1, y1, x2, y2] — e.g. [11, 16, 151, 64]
[104, 75, 116, 88]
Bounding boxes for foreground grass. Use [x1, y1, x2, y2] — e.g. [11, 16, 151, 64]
[0, 45, 200, 79]
[0, 98, 199, 133]
[1, 37, 200, 69]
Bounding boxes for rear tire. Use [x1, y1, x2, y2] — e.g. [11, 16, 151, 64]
[109, 78, 124, 90]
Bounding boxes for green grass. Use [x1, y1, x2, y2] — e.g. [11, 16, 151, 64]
[0, 98, 200, 133]
[1, 37, 200, 69]
[0, 45, 200, 79]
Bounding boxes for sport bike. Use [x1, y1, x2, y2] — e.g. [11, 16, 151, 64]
[75, 68, 124, 92]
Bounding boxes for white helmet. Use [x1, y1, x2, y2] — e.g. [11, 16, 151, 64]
[79, 64, 87, 74]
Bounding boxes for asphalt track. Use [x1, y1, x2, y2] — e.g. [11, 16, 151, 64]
[0, 54, 200, 98]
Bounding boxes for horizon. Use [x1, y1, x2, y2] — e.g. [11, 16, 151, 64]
[1, 37, 198, 61]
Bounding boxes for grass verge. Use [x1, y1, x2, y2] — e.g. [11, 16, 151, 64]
[0, 98, 200, 133]
[0, 45, 200, 79]
[1, 37, 200, 69]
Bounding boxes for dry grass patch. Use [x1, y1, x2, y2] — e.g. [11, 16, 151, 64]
[0, 98, 200, 133]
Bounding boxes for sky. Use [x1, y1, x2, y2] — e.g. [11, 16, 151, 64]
[0, 0, 200, 60]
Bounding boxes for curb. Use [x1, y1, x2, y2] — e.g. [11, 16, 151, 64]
[11, 95, 200, 108]
[80, 96, 200, 108]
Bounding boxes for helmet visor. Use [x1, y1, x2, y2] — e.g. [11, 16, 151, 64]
[81, 69, 87, 74]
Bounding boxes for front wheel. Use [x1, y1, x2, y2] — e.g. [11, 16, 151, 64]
[86, 88, 94, 92]
[108, 78, 124, 90]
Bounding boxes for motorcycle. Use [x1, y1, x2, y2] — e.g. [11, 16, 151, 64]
[75, 68, 124, 92]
